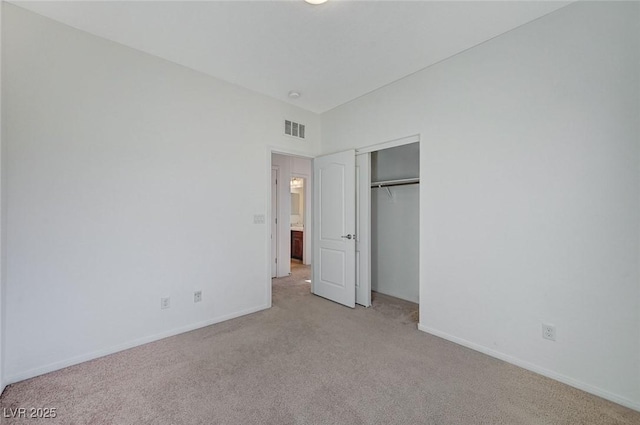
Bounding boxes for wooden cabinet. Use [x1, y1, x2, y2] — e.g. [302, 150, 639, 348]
[291, 230, 303, 260]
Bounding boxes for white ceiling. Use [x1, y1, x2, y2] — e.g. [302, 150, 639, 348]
[10, 0, 572, 113]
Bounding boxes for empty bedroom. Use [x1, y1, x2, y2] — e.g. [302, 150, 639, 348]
[0, 1, 639, 424]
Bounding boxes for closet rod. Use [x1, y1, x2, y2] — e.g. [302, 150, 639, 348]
[370, 178, 420, 188]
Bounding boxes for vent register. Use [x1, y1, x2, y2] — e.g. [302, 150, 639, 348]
[285, 120, 305, 139]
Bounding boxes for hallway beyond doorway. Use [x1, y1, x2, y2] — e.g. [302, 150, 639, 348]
[272, 261, 311, 300]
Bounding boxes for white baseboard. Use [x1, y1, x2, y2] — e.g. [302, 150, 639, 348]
[6, 304, 270, 385]
[417, 323, 640, 412]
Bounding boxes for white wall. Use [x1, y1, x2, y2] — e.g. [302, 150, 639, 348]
[371, 143, 419, 303]
[371, 186, 419, 303]
[322, 1, 640, 410]
[371, 142, 419, 183]
[2, 4, 320, 383]
[0, 0, 4, 396]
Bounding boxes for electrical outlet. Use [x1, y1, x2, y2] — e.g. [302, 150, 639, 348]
[194, 291, 202, 303]
[542, 323, 556, 341]
[253, 214, 265, 224]
[160, 297, 170, 310]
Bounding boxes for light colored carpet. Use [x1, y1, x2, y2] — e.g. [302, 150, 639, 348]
[1, 263, 638, 424]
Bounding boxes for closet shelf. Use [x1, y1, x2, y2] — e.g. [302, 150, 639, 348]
[370, 177, 420, 188]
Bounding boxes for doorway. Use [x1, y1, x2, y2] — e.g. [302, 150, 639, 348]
[267, 136, 420, 318]
[361, 138, 420, 309]
[369, 142, 420, 304]
[270, 153, 312, 279]
[290, 176, 306, 264]
[311, 135, 420, 314]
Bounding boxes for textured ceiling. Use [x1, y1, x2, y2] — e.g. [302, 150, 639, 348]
[10, 1, 572, 113]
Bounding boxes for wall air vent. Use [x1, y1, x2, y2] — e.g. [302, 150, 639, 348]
[284, 120, 306, 139]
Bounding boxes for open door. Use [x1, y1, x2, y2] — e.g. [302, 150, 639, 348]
[313, 150, 356, 308]
[271, 167, 278, 278]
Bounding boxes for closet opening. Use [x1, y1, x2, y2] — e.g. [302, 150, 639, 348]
[358, 140, 420, 322]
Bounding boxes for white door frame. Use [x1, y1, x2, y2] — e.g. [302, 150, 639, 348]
[356, 153, 371, 306]
[355, 134, 420, 154]
[266, 147, 315, 308]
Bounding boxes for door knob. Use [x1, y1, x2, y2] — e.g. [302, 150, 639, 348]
[341, 234, 354, 240]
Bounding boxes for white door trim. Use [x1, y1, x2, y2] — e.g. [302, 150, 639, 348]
[356, 154, 371, 307]
[355, 134, 420, 155]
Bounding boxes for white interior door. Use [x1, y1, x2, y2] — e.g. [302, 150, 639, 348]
[313, 150, 356, 308]
[271, 167, 278, 278]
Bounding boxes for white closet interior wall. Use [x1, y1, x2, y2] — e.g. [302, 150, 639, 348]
[371, 143, 420, 303]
